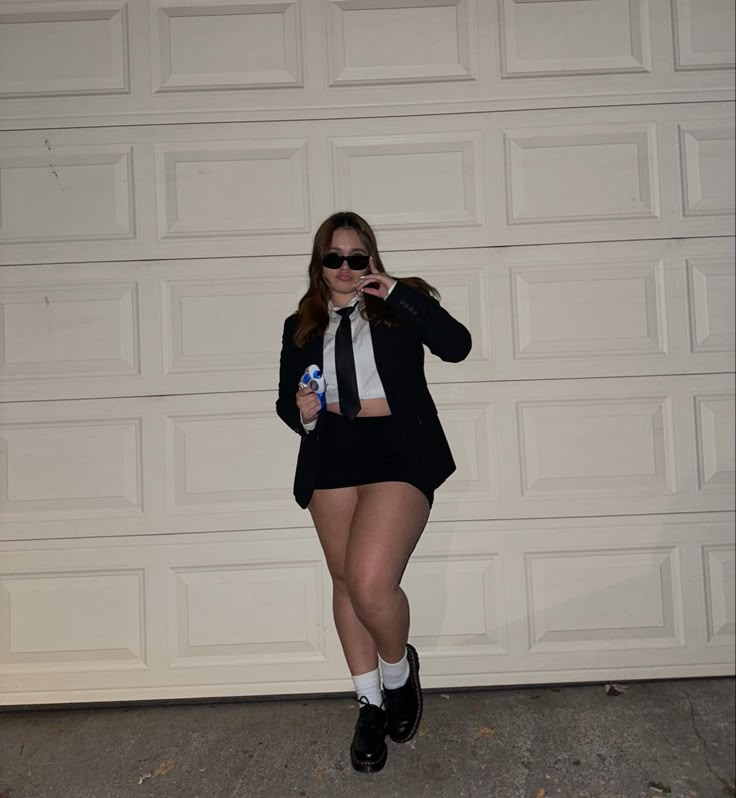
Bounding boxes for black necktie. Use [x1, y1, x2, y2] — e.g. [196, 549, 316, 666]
[335, 306, 360, 421]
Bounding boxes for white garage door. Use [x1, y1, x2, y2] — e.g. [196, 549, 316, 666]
[0, 0, 733, 705]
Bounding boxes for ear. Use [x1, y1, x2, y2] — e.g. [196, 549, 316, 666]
[368, 256, 378, 273]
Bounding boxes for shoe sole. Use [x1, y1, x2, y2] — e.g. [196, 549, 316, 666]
[390, 643, 423, 744]
[350, 743, 387, 773]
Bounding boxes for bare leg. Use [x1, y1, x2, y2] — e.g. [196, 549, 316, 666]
[344, 482, 430, 663]
[308, 487, 378, 676]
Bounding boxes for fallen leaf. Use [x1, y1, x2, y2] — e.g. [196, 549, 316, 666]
[536, 789, 546, 798]
[478, 726, 496, 737]
[418, 725, 429, 737]
[605, 683, 628, 696]
[138, 759, 176, 784]
[314, 767, 326, 785]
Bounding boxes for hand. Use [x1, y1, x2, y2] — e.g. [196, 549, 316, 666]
[296, 384, 320, 424]
[356, 257, 396, 301]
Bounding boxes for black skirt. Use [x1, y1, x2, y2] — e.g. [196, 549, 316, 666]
[314, 412, 434, 507]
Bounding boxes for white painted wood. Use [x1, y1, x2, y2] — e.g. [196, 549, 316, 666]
[154, 139, 310, 239]
[0, 0, 732, 130]
[150, 0, 303, 92]
[679, 120, 736, 216]
[694, 395, 736, 494]
[0, 513, 731, 703]
[0, 103, 733, 265]
[672, 0, 735, 71]
[325, 0, 478, 86]
[687, 257, 735, 353]
[0, 0, 732, 703]
[703, 544, 736, 645]
[525, 548, 684, 652]
[1, 570, 145, 671]
[0, 372, 732, 540]
[0, 238, 731, 401]
[0, 144, 135, 246]
[0, 0, 130, 98]
[500, 0, 652, 78]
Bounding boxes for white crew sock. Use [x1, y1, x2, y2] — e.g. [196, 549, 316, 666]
[379, 650, 410, 690]
[352, 668, 383, 707]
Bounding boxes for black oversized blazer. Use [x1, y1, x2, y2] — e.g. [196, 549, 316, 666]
[276, 281, 472, 509]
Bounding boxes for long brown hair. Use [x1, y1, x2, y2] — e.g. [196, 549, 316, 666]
[293, 211, 438, 347]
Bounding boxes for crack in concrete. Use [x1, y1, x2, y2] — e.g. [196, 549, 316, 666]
[688, 699, 735, 797]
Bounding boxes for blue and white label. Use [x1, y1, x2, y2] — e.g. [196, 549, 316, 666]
[302, 364, 326, 410]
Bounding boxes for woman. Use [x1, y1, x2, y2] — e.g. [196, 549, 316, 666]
[276, 211, 471, 773]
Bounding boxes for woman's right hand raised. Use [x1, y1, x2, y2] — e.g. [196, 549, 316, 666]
[296, 384, 321, 425]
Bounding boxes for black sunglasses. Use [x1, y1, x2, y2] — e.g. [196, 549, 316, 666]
[322, 253, 370, 271]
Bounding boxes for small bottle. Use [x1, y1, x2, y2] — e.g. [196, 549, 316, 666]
[301, 365, 326, 410]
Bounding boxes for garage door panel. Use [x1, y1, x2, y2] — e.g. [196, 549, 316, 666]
[0, 144, 136, 245]
[154, 139, 310, 239]
[2, 515, 730, 703]
[687, 256, 735, 353]
[516, 396, 677, 500]
[0, 238, 732, 401]
[672, 0, 736, 71]
[678, 120, 736, 217]
[1, 0, 732, 129]
[0, 568, 146, 673]
[1, 374, 732, 541]
[410, 518, 733, 679]
[508, 258, 668, 359]
[436, 374, 735, 520]
[525, 547, 684, 652]
[433, 400, 499, 504]
[325, 0, 479, 86]
[0, 280, 140, 380]
[499, 0, 652, 78]
[0, 104, 732, 266]
[1, 1, 732, 704]
[150, 0, 303, 93]
[403, 553, 506, 657]
[694, 394, 736, 495]
[0, 417, 144, 519]
[0, 392, 301, 540]
[0, 0, 130, 99]
[0, 532, 345, 700]
[503, 122, 660, 225]
[169, 561, 324, 668]
[330, 130, 485, 230]
[165, 408, 294, 511]
[161, 272, 306, 378]
[703, 544, 735, 645]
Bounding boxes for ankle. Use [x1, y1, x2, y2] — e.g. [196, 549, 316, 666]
[378, 649, 410, 690]
[352, 667, 383, 707]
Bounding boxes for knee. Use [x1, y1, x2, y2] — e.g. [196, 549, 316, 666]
[345, 568, 396, 619]
[327, 565, 348, 593]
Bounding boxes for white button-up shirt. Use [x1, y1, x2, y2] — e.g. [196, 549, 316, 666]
[301, 284, 395, 430]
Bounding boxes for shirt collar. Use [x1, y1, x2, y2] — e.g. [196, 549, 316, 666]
[328, 294, 362, 316]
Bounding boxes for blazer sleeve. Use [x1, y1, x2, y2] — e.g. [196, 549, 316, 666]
[385, 280, 472, 363]
[276, 314, 307, 437]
